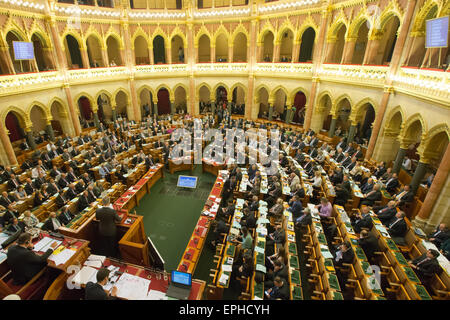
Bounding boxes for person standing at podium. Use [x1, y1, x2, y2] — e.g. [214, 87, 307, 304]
[96, 197, 121, 258]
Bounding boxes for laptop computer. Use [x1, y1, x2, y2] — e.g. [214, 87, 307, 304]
[165, 271, 192, 300]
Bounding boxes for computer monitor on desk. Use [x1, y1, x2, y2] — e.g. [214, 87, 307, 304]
[166, 271, 192, 300]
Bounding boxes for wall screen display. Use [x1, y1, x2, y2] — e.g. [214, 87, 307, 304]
[425, 16, 449, 48]
[177, 175, 198, 188]
[13, 41, 35, 60]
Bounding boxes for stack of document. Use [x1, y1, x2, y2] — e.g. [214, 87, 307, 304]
[33, 237, 62, 252]
[72, 266, 98, 286]
[115, 273, 151, 300]
[48, 248, 76, 266]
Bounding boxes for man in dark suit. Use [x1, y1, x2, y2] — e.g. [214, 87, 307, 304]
[3, 204, 19, 225]
[85, 268, 118, 300]
[295, 208, 312, 228]
[58, 206, 74, 225]
[287, 195, 303, 219]
[0, 191, 15, 207]
[334, 241, 354, 267]
[77, 191, 90, 212]
[358, 230, 380, 261]
[387, 211, 408, 238]
[24, 178, 35, 196]
[265, 276, 289, 300]
[47, 178, 60, 196]
[64, 184, 78, 201]
[394, 184, 414, 207]
[427, 223, 450, 249]
[96, 197, 122, 257]
[6, 218, 25, 234]
[352, 206, 373, 234]
[58, 173, 70, 189]
[8, 174, 20, 190]
[374, 201, 397, 224]
[49, 165, 61, 179]
[360, 184, 382, 207]
[385, 173, 400, 194]
[7, 233, 58, 285]
[408, 249, 442, 284]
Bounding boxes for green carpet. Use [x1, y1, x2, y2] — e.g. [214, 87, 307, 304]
[135, 165, 216, 272]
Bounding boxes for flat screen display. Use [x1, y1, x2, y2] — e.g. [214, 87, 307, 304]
[425, 16, 449, 48]
[171, 271, 191, 286]
[13, 41, 35, 60]
[177, 175, 198, 188]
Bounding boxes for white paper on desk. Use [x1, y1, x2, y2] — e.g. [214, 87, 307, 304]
[219, 273, 229, 285]
[49, 248, 76, 266]
[255, 246, 265, 254]
[222, 264, 232, 272]
[115, 273, 151, 300]
[72, 266, 98, 286]
[256, 264, 266, 273]
[321, 250, 333, 259]
[253, 296, 263, 300]
[145, 290, 168, 300]
[229, 228, 240, 236]
[84, 260, 102, 268]
[33, 238, 62, 252]
[87, 254, 106, 263]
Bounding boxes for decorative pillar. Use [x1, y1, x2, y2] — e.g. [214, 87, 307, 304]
[93, 112, 100, 129]
[45, 121, 55, 141]
[25, 128, 37, 150]
[304, 7, 330, 129]
[166, 45, 172, 64]
[0, 122, 18, 165]
[149, 46, 154, 64]
[153, 98, 159, 116]
[363, 32, 382, 65]
[413, 144, 450, 230]
[80, 47, 90, 68]
[328, 116, 337, 137]
[47, 15, 66, 70]
[257, 42, 264, 62]
[42, 48, 56, 70]
[228, 44, 233, 63]
[128, 79, 141, 121]
[64, 85, 82, 136]
[210, 93, 216, 116]
[285, 106, 291, 124]
[347, 122, 357, 143]
[170, 99, 175, 115]
[324, 40, 336, 63]
[227, 100, 232, 115]
[112, 107, 117, 121]
[268, 102, 274, 121]
[341, 38, 356, 64]
[392, 147, 407, 173]
[292, 41, 301, 63]
[273, 41, 280, 63]
[410, 161, 428, 194]
[210, 45, 216, 63]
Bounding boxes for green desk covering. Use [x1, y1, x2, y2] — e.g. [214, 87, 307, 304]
[257, 240, 265, 249]
[415, 285, 432, 300]
[394, 251, 409, 266]
[256, 252, 265, 265]
[290, 269, 301, 285]
[385, 238, 399, 251]
[403, 266, 420, 283]
[292, 286, 303, 300]
[361, 261, 372, 275]
[253, 282, 264, 299]
[355, 246, 367, 261]
[289, 255, 299, 269]
[332, 291, 343, 300]
[226, 244, 236, 257]
[317, 233, 327, 245]
[328, 273, 340, 291]
[288, 242, 297, 255]
[350, 238, 359, 246]
[376, 296, 387, 300]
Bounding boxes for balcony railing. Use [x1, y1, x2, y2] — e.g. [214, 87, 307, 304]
[255, 63, 313, 77]
[318, 64, 388, 87]
[392, 67, 450, 104]
[194, 63, 248, 74]
[0, 71, 63, 96]
[134, 64, 188, 76]
[67, 67, 129, 83]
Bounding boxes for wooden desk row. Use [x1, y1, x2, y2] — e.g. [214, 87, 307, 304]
[177, 171, 227, 275]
